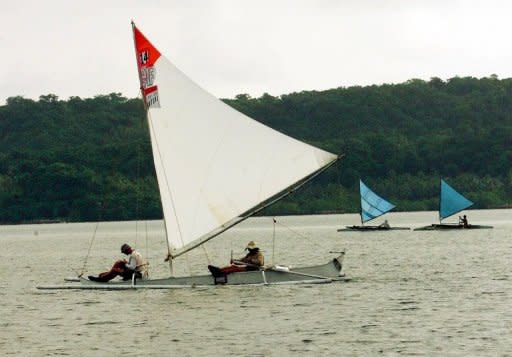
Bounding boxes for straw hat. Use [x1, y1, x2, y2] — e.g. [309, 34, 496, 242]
[246, 241, 258, 250]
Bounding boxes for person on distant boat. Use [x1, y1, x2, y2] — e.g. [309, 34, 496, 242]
[459, 215, 469, 228]
[379, 219, 390, 229]
[88, 244, 146, 282]
[208, 240, 264, 276]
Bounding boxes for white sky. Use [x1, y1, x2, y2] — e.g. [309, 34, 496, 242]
[1, 0, 511, 104]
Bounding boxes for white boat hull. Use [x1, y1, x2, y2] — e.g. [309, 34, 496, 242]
[37, 254, 346, 290]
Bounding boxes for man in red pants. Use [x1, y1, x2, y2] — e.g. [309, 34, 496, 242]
[208, 241, 264, 277]
[88, 244, 145, 282]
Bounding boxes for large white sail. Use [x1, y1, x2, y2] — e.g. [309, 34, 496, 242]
[133, 24, 338, 258]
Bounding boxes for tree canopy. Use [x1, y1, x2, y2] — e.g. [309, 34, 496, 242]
[0, 76, 511, 223]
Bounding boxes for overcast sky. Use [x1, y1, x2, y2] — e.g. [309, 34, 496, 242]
[1, 0, 511, 104]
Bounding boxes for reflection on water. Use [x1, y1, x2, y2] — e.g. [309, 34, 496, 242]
[1, 209, 511, 355]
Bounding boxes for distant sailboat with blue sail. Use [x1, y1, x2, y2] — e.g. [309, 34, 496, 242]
[338, 179, 410, 231]
[414, 179, 493, 231]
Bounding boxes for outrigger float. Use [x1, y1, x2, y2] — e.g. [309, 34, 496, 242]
[38, 254, 347, 290]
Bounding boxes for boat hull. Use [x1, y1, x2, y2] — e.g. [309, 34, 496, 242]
[37, 254, 346, 290]
[413, 224, 493, 231]
[338, 225, 410, 232]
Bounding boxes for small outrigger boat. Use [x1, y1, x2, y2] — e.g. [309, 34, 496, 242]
[39, 255, 346, 290]
[414, 179, 493, 231]
[338, 179, 410, 231]
[37, 22, 347, 290]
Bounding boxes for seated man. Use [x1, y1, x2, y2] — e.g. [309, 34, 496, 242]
[379, 219, 390, 228]
[459, 215, 469, 228]
[208, 241, 264, 276]
[88, 244, 146, 282]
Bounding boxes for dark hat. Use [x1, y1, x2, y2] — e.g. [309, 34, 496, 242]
[120, 243, 131, 253]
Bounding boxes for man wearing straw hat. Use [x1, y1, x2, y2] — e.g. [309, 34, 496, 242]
[208, 240, 264, 276]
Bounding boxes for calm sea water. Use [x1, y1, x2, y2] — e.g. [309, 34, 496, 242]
[1, 210, 511, 356]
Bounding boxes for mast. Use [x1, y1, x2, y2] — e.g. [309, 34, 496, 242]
[359, 179, 364, 226]
[131, 21, 145, 107]
[439, 179, 442, 224]
[131, 21, 173, 271]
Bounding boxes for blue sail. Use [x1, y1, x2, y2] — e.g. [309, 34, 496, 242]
[439, 179, 474, 221]
[360, 180, 396, 223]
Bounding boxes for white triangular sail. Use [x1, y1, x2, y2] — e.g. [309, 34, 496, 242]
[132, 23, 339, 258]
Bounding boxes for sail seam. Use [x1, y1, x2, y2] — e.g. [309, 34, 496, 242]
[170, 154, 343, 258]
[147, 111, 186, 250]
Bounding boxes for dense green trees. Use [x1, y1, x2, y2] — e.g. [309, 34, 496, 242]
[0, 76, 511, 223]
[0, 94, 157, 222]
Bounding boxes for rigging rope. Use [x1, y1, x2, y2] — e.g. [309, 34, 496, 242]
[78, 92, 151, 279]
[183, 250, 192, 276]
[134, 135, 144, 248]
[273, 218, 312, 240]
[144, 221, 150, 277]
[201, 244, 211, 265]
[272, 217, 276, 265]
[271, 217, 323, 264]
[78, 221, 100, 277]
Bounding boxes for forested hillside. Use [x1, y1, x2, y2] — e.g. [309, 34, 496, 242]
[1, 76, 511, 223]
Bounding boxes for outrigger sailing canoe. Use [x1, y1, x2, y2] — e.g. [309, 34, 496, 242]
[338, 180, 410, 231]
[414, 179, 493, 231]
[38, 22, 346, 290]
